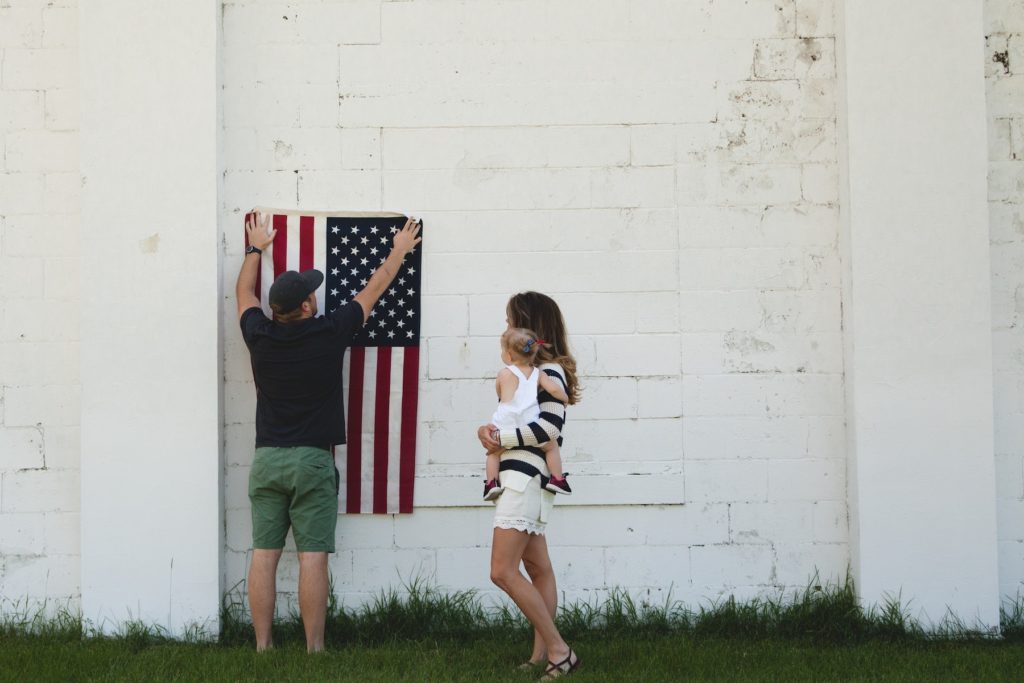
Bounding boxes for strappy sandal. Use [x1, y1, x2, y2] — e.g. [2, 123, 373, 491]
[539, 649, 580, 679]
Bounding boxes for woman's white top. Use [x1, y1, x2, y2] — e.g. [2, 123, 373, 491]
[490, 365, 541, 431]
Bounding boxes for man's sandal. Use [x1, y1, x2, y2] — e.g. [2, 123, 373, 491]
[540, 649, 580, 679]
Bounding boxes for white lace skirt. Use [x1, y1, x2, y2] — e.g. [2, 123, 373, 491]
[492, 454, 555, 536]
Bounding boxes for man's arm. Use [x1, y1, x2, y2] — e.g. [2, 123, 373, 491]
[236, 211, 277, 320]
[352, 217, 422, 323]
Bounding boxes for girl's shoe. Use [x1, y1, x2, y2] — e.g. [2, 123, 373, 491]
[483, 479, 503, 501]
[544, 474, 572, 495]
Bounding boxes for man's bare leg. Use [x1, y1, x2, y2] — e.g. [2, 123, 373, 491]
[298, 551, 330, 652]
[248, 549, 283, 651]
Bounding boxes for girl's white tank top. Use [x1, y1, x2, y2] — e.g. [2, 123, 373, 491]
[490, 365, 541, 430]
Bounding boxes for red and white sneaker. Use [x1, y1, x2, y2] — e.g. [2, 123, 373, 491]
[545, 475, 572, 495]
[483, 479, 504, 501]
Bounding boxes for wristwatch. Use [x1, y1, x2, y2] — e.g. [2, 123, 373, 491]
[245, 245, 262, 256]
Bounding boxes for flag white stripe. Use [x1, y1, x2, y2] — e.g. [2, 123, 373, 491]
[260, 245, 274, 316]
[360, 348, 378, 514]
[286, 214, 300, 272]
[336, 348, 352, 513]
[313, 215, 327, 312]
[386, 347, 404, 513]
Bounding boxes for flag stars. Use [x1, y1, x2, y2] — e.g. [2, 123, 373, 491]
[387, 330, 395, 339]
[331, 226, 339, 234]
[341, 236, 350, 245]
[408, 267, 416, 275]
[370, 226, 379, 234]
[331, 247, 339, 255]
[330, 288, 338, 296]
[360, 257, 369, 266]
[407, 288, 415, 296]
[396, 320, 405, 328]
[360, 236, 369, 245]
[406, 331, 414, 339]
[351, 225, 359, 234]
[330, 267, 339, 276]
[369, 330, 376, 339]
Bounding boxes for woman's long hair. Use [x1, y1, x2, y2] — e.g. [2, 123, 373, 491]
[506, 291, 581, 405]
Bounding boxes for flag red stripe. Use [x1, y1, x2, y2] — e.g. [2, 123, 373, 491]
[346, 346, 365, 514]
[399, 346, 419, 513]
[272, 214, 288, 278]
[372, 347, 392, 514]
[299, 215, 314, 272]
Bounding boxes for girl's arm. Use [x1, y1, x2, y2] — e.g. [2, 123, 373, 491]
[498, 365, 567, 449]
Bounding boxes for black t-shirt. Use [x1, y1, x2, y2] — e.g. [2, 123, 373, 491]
[240, 302, 364, 448]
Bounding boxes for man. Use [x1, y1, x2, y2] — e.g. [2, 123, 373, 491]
[236, 210, 421, 652]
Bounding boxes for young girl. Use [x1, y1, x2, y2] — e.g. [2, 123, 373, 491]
[483, 327, 572, 501]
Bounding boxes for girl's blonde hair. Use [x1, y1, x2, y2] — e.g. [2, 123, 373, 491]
[506, 291, 581, 405]
[501, 327, 545, 364]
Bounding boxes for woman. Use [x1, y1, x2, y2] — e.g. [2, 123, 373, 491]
[477, 291, 582, 678]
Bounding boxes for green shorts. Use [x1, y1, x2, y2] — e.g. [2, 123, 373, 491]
[248, 446, 339, 553]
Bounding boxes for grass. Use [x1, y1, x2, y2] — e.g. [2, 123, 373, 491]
[2, 578, 1023, 682]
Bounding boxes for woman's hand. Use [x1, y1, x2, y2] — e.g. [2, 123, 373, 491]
[477, 424, 501, 454]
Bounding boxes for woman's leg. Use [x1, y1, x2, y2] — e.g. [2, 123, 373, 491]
[490, 527, 570, 664]
[522, 533, 558, 663]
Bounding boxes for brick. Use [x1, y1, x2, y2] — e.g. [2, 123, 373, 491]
[998, 540, 1024, 598]
[426, 208, 677, 255]
[812, 500, 847, 543]
[685, 459, 767, 503]
[986, 0, 1024, 34]
[41, 425, 78, 470]
[426, 250, 677, 296]
[341, 127, 381, 170]
[41, 6, 76, 47]
[0, 341, 78, 386]
[43, 256, 77, 301]
[588, 334, 680, 377]
[753, 38, 835, 80]
[635, 376, 682, 418]
[434, 546, 494, 591]
[568, 377, 637, 420]
[225, 44, 338, 87]
[1, 48, 75, 89]
[1, 468, 78, 513]
[718, 119, 837, 164]
[690, 543, 775, 589]
[383, 126, 629, 170]
[0, 90, 44, 129]
[0, 8, 42, 47]
[350, 548, 437, 592]
[718, 78, 834, 122]
[774, 542, 847, 586]
[425, 336, 494, 380]
[224, 380, 257, 426]
[0, 427, 44, 470]
[987, 76, 1024, 118]
[0, 512, 46, 554]
[2, 214, 79, 257]
[679, 246, 839, 291]
[566, 418, 681, 466]
[627, 0, 711, 40]
[0, 172, 46, 214]
[591, 166, 675, 208]
[682, 374, 844, 417]
[43, 511, 78, 555]
[680, 331, 842, 374]
[384, 168, 591, 211]
[995, 454, 1024, 501]
[223, 1, 380, 46]
[549, 546, 607, 588]
[0, 299, 77, 343]
[712, 0, 796, 39]
[801, 162, 838, 204]
[420, 296, 469, 338]
[0, 553, 79, 599]
[989, 118, 1013, 162]
[768, 458, 844, 501]
[997, 499, 1024, 541]
[43, 172, 78, 213]
[297, 170, 381, 209]
[222, 171, 298, 213]
[394, 507, 489, 549]
[988, 161, 1024, 202]
[679, 204, 838, 248]
[224, 508, 252, 552]
[731, 501, 813, 544]
[685, 415, 844, 461]
[795, 0, 835, 37]
[0, 255, 44, 300]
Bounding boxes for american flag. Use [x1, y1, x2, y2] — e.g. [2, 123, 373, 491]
[245, 208, 421, 514]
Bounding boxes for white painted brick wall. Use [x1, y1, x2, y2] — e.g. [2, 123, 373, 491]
[5, 0, 1018, 616]
[0, 0, 81, 610]
[986, 0, 1024, 602]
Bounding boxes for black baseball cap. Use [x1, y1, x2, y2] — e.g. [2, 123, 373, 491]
[269, 269, 324, 314]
